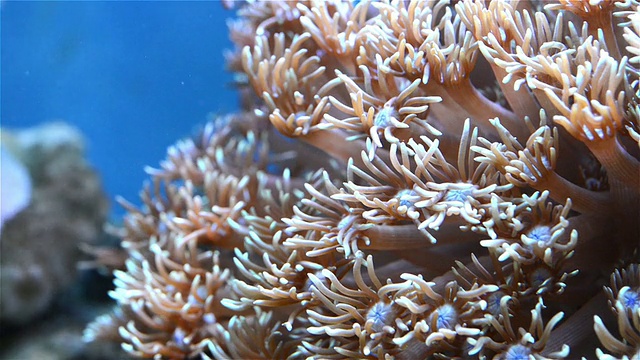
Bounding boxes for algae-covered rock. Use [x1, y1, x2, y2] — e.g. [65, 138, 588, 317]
[0, 122, 108, 325]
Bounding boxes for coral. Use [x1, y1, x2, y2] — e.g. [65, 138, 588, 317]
[86, 1, 640, 359]
[0, 122, 108, 325]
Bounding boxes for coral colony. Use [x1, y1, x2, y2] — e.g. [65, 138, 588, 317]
[85, 1, 640, 359]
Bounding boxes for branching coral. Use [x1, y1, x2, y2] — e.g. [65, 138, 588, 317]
[86, 0, 640, 359]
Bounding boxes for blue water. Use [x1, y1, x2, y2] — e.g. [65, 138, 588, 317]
[1, 1, 238, 220]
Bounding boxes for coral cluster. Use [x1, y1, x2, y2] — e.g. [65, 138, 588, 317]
[1, 122, 108, 325]
[86, 0, 640, 359]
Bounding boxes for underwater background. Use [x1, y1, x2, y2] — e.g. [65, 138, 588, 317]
[2, 1, 238, 220]
[1, 2, 237, 358]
